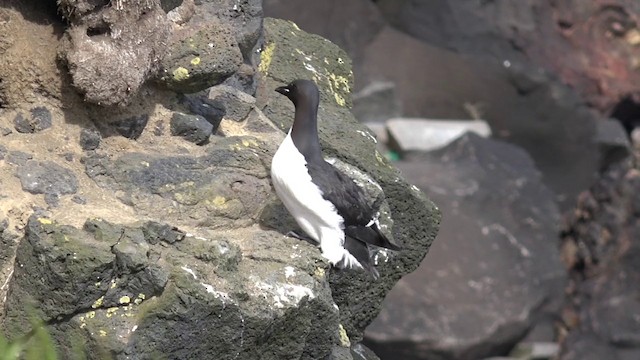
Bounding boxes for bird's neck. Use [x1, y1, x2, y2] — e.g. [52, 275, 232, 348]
[290, 100, 322, 161]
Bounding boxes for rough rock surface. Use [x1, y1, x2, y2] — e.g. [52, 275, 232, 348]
[58, 0, 263, 106]
[0, 8, 439, 360]
[60, 0, 171, 106]
[559, 152, 640, 360]
[170, 112, 213, 145]
[365, 134, 566, 360]
[13, 106, 52, 133]
[374, 0, 640, 114]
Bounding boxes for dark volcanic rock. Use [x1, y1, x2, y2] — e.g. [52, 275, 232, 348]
[111, 114, 149, 140]
[59, 0, 170, 106]
[207, 84, 256, 121]
[559, 155, 640, 360]
[170, 112, 213, 145]
[6, 151, 33, 166]
[159, 20, 243, 93]
[13, 106, 52, 133]
[79, 127, 101, 150]
[180, 92, 226, 130]
[365, 134, 566, 360]
[16, 160, 79, 196]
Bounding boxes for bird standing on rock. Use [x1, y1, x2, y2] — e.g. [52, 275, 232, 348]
[270, 79, 400, 278]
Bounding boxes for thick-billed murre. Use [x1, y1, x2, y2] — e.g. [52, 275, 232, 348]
[271, 79, 400, 278]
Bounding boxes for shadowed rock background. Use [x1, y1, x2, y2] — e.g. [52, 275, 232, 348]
[0, 1, 440, 359]
[264, 1, 640, 360]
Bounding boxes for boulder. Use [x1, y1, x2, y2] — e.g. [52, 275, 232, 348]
[365, 134, 566, 360]
[559, 156, 640, 360]
[170, 112, 213, 145]
[59, 0, 171, 106]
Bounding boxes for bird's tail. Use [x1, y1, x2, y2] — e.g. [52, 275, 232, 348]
[345, 225, 401, 251]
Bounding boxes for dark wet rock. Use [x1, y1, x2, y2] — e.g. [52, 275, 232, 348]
[208, 84, 256, 121]
[13, 106, 52, 133]
[16, 160, 79, 196]
[111, 114, 149, 140]
[559, 155, 640, 360]
[170, 112, 213, 145]
[6, 151, 33, 166]
[180, 92, 226, 131]
[258, 18, 440, 343]
[59, 0, 170, 106]
[365, 134, 565, 360]
[79, 128, 101, 150]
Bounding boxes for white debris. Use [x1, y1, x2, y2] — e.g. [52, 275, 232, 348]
[284, 266, 296, 279]
[181, 266, 197, 279]
[254, 281, 315, 309]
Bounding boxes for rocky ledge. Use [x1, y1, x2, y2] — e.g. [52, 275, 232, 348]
[0, 2, 439, 359]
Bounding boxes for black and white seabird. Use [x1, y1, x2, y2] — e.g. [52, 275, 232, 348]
[271, 79, 400, 278]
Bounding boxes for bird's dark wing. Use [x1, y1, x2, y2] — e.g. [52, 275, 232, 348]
[307, 160, 401, 251]
[344, 225, 401, 251]
[306, 160, 375, 226]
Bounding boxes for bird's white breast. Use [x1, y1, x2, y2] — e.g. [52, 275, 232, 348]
[270, 132, 344, 243]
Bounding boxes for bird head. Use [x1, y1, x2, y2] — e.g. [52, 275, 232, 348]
[275, 79, 319, 107]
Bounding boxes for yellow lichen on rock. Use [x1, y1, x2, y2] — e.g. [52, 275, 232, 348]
[211, 196, 227, 208]
[38, 218, 53, 225]
[173, 67, 190, 81]
[92, 296, 104, 309]
[258, 43, 276, 74]
[190, 57, 201, 65]
[134, 293, 146, 305]
[106, 307, 118, 318]
[119, 295, 131, 305]
[338, 324, 351, 347]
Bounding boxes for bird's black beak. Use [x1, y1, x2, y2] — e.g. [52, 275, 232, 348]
[275, 86, 290, 96]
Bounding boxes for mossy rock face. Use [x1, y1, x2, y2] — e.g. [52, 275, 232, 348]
[3, 216, 341, 360]
[256, 18, 441, 342]
[258, 18, 355, 109]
